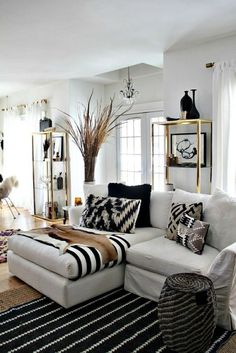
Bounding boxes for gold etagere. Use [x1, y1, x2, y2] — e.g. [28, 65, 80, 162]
[153, 119, 212, 193]
[32, 131, 69, 221]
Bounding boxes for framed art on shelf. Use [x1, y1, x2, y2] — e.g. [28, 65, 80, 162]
[52, 136, 64, 161]
[170, 132, 206, 167]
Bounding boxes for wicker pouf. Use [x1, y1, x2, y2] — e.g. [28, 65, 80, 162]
[158, 273, 216, 353]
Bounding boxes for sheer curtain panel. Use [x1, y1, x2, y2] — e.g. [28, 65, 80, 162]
[3, 104, 42, 211]
[212, 60, 236, 195]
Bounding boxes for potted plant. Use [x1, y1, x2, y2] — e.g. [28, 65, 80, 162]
[58, 92, 131, 183]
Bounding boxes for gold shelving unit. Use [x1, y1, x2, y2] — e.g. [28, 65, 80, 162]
[153, 119, 212, 193]
[32, 131, 69, 220]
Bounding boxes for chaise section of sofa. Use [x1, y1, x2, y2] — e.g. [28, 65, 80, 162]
[7, 185, 236, 330]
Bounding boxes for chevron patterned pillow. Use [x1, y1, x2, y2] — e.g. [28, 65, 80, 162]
[80, 194, 141, 233]
[166, 202, 203, 240]
[176, 213, 210, 254]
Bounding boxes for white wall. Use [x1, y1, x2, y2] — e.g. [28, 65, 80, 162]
[0, 80, 70, 123]
[164, 35, 236, 118]
[103, 72, 164, 184]
[164, 34, 236, 193]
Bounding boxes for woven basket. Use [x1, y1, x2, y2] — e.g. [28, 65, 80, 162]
[158, 273, 216, 353]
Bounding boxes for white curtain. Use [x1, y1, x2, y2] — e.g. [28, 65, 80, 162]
[3, 104, 42, 211]
[212, 60, 236, 195]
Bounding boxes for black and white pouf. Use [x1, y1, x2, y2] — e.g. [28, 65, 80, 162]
[158, 273, 216, 353]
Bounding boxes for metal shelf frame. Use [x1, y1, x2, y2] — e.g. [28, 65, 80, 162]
[153, 119, 212, 193]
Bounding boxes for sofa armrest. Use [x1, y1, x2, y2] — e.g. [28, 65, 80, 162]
[207, 242, 236, 330]
[68, 205, 84, 225]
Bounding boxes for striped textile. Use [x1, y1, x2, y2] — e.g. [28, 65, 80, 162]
[21, 233, 130, 280]
[66, 234, 130, 279]
[0, 288, 231, 353]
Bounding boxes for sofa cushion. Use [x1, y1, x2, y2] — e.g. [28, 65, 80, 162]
[176, 213, 210, 255]
[8, 228, 161, 280]
[150, 191, 174, 229]
[108, 183, 151, 227]
[166, 202, 203, 240]
[126, 237, 219, 278]
[121, 227, 166, 246]
[172, 188, 211, 210]
[80, 195, 141, 233]
[8, 235, 79, 279]
[204, 189, 236, 250]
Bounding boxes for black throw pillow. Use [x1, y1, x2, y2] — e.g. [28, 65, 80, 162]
[108, 183, 151, 227]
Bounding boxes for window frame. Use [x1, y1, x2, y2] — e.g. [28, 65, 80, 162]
[116, 111, 164, 188]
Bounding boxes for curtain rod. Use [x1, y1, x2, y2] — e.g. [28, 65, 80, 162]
[1, 98, 48, 112]
[206, 62, 215, 68]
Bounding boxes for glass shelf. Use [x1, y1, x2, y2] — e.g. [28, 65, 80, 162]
[32, 131, 69, 220]
[165, 165, 211, 168]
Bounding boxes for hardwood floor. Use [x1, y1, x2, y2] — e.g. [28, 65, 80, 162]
[0, 206, 58, 293]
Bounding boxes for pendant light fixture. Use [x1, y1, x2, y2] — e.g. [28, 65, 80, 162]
[120, 67, 139, 103]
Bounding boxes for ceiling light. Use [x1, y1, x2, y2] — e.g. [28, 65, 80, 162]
[120, 67, 139, 103]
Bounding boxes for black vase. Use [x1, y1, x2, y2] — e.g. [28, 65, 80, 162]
[189, 89, 200, 119]
[180, 91, 192, 119]
[57, 173, 63, 190]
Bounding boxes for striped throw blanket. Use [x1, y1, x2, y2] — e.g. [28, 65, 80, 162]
[18, 226, 130, 280]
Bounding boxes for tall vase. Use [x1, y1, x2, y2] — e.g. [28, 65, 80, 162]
[84, 156, 96, 183]
[180, 91, 192, 119]
[189, 89, 200, 119]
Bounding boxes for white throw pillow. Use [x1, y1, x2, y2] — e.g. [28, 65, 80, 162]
[172, 188, 211, 210]
[83, 184, 108, 199]
[204, 189, 236, 250]
[150, 191, 174, 229]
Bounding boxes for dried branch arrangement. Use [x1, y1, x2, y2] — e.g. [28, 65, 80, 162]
[58, 91, 131, 182]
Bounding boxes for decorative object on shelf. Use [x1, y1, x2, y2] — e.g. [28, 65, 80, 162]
[166, 117, 179, 121]
[53, 175, 57, 190]
[43, 137, 50, 160]
[45, 201, 58, 219]
[74, 197, 82, 206]
[39, 114, 52, 132]
[167, 154, 179, 166]
[52, 136, 63, 161]
[189, 89, 200, 119]
[180, 91, 192, 119]
[40, 175, 51, 189]
[0, 132, 3, 150]
[165, 183, 174, 191]
[120, 67, 139, 103]
[58, 91, 131, 183]
[171, 132, 206, 166]
[57, 172, 63, 190]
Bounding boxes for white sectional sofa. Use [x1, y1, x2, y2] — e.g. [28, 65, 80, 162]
[7, 186, 236, 331]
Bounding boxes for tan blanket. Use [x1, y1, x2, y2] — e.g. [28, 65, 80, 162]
[30, 224, 118, 264]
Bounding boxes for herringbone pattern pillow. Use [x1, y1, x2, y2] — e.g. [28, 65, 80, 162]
[176, 213, 209, 254]
[80, 194, 141, 233]
[166, 202, 203, 240]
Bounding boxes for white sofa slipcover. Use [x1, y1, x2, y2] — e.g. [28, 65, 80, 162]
[7, 186, 236, 330]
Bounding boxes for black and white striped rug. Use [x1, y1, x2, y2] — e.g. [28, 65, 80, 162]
[0, 288, 231, 353]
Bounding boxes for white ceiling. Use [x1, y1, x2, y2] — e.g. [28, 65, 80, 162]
[1, 0, 236, 97]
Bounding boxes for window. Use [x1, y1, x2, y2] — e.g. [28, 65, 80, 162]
[152, 121, 165, 190]
[120, 118, 141, 185]
[117, 112, 164, 190]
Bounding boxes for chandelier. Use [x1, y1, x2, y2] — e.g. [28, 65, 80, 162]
[120, 67, 139, 103]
